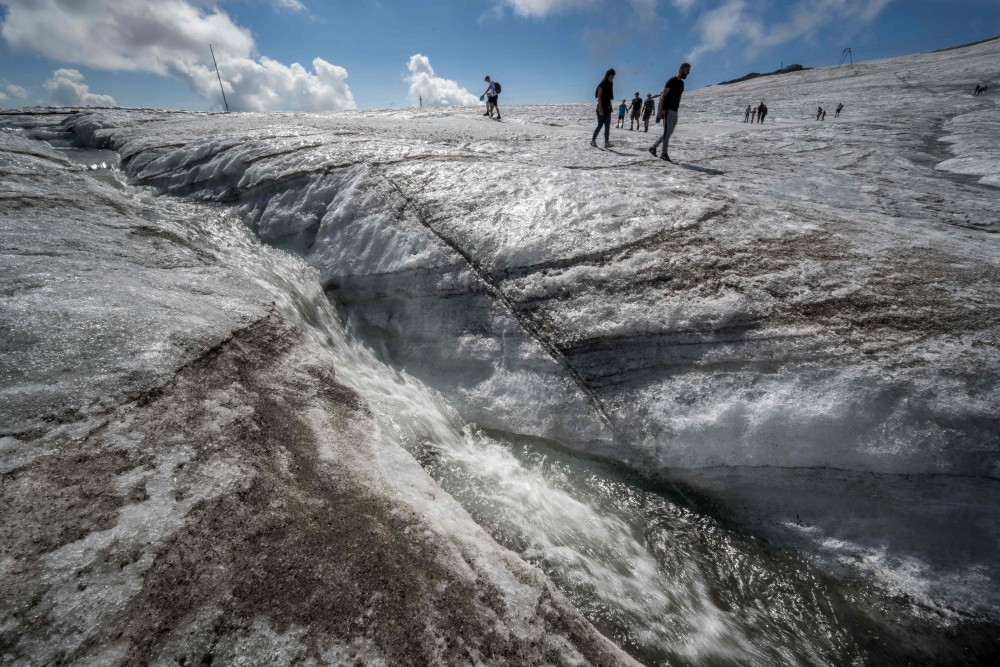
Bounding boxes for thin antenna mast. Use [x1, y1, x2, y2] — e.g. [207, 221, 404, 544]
[210, 44, 230, 112]
[839, 48, 853, 66]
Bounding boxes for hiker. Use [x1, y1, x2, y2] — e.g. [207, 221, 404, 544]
[643, 93, 655, 131]
[750, 106, 757, 123]
[629, 92, 642, 130]
[744, 104, 752, 122]
[591, 68, 616, 148]
[617, 99, 627, 128]
[481, 76, 500, 119]
[822, 109, 827, 121]
[835, 102, 843, 117]
[758, 102, 767, 124]
[974, 85, 981, 96]
[648, 62, 690, 162]
[816, 106, 823, 121]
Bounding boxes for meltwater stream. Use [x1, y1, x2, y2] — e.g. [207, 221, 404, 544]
[48, 138, 984, 666]
[152, 195, 924, 667]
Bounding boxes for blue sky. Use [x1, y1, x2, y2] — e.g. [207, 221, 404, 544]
[1, 1, 999, 111]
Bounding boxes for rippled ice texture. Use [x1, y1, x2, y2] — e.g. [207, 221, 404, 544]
[23, 37, 1000, 614]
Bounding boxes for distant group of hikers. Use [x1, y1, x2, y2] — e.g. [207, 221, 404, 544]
[616, 92, 656, 131]
[592, 62, 691, 163]
[973, 84, 989, 96]
[813, 103, 843, 120]
[742, 102, 768, 123]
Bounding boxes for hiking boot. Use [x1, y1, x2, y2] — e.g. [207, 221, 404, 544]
[648, 146, 657, 157]
[483, 112, 490, 116]
[605, 141, 615, 148]
[590, 139, 598, 147]
[661, 152, 672, 162]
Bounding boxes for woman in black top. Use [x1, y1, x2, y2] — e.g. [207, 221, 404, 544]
[591, 68, 616, 148]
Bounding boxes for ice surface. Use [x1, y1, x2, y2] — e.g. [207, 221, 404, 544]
[1, 115, 636, 665]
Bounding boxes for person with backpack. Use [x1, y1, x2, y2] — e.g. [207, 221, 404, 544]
[481, 76, 501, 120]
[617, 99, 628, 128]
[648, 62, 690, 162]
[591, 68, 616, 148]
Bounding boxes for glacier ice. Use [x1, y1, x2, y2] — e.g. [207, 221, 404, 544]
[2, 35, 1000, 665]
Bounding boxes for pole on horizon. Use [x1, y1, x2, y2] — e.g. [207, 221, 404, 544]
[419, 95, 422, 108]
[839, 48, 853, 66]
[210, 44, 230, 113]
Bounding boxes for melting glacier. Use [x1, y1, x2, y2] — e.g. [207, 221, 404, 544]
[2, 37, 999, 665]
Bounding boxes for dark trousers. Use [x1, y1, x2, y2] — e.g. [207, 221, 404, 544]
[592, 111, 611, 142]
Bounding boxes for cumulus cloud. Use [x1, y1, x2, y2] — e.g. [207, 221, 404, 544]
[0, 0, 355, 111]
[405, 54, 481, 107]
[6, 83, 28, 98]
[688, 0, 892, 62]
[43, 69, 117, 107]
[1, 82, 29, 104]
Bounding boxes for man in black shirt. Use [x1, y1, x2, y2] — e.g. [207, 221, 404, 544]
[649, 62, 690, 162]
[629, 92, 642, 130]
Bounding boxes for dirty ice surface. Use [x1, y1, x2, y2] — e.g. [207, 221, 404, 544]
[3, 35, 1000, 665]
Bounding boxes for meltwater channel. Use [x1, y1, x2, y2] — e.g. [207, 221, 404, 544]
[59, 144, 978, 667]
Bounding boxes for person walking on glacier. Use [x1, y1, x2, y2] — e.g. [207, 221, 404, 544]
[744, 104, 752, 122]
[643, 93, 655, 131]
[835, 102, 844, 117]
[591, 68, 616, 148]
[617, 99, 628, 128]
[648, 62, 690, 162]
[481, 76, 501, 120]
[629, 92, 643, 130]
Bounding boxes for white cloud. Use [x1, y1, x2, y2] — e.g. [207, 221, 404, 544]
[687, 0, 892, 62]
[493, 0, 655, 18]
[688, 0, 750, 62]
[0, 0, 355, 111]
[273, 0, 307, 12]
[6, 83, 28, 98]
[498, 0, 595, 18]
[672, 0, 699, 12]
[405, 54, 481, 107]
[0, 91, 7, 103]
[43, 69, 117, 107]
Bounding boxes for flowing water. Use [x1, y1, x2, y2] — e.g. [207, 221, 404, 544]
[152, 197, 930, 667]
